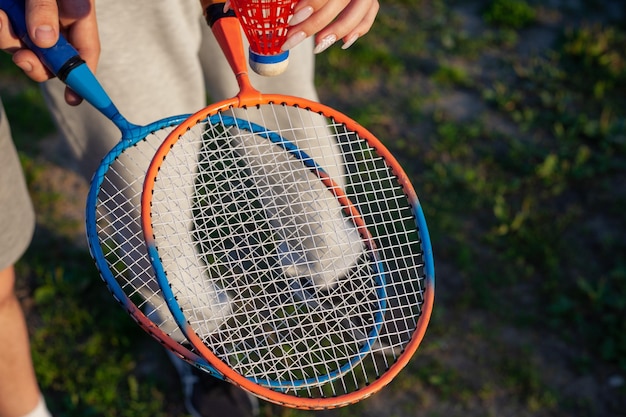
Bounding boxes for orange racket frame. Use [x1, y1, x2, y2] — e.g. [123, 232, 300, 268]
[140, 0, 434, 409]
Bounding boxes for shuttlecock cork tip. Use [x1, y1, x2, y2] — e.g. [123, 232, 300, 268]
[249, 49, 290, 77]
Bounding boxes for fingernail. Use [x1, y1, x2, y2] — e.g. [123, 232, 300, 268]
[15, 60, 33, 73]
[289, 6, 313, 26]
[34, 25, 55, 43]
[313, 34, 337, 54]
[223, 0, 231, 12]
[281, 31, 307, 51]
[342, 33, 359, 50]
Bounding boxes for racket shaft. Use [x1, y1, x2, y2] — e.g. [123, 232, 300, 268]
[203, 2, 263, 104]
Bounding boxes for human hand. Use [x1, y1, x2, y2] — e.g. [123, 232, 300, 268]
[0, 0, 100, 105]
[281, 0, 379, 54]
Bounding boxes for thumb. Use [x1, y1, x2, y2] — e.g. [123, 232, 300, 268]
[25, 0, 59, 48]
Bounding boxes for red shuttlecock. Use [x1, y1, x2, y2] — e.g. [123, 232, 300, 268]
[228, 0, 298, 76]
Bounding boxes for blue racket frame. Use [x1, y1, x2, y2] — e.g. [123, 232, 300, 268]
[1, 0, 223, 376]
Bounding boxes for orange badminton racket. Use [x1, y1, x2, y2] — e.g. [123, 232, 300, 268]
[141, 0, 434, 409]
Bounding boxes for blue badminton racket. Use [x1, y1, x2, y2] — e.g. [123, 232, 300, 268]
[0, 0, 221, 376]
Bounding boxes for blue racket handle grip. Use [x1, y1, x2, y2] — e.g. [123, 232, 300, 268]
[0, 0, 120, 120]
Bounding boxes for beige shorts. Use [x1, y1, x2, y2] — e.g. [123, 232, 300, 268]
[0, 101, 35, 270]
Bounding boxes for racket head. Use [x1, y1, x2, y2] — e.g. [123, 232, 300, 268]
[85, 114, 223, 377]
[141, 96, 434, 409]
[229, 0, 297, 75]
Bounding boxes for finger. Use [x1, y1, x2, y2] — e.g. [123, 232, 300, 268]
[0, 10, 22, 53]
[282, 0, 347, 51]
[64, 10, 100, 72]
[12, 48, 53, 81]
[338, 1, 379, 49]
[64, 87, 83, 106]
[315, 0, 378, 45]
[59, 0, 100, 104]
[289, 0, 349, 38]
[285, 0, 379, 53]
[1, 11, 54, 82]
[25, 0, 60, 48]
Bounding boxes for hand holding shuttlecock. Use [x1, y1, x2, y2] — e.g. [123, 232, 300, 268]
[225, 0, 380, 77]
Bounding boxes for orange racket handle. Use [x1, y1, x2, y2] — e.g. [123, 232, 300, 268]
[201, 0, 262, 104]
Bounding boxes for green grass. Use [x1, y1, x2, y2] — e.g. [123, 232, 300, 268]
[19, 243, 170, 417]
[3, 0, 626, 416]
[483, 0, 536, 29]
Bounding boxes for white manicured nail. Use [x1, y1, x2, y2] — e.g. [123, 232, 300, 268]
[289, 6, 313, 26]
[281, 31, 307, 51]
[313, 34, 337, 54]
[342, 33, 359, 50]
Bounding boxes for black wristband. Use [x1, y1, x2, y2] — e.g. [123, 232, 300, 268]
[204, 3, 237, 27]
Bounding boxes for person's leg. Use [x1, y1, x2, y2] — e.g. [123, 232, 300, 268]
[0, 101, 50, 417]
[0, 101, 35, 281]
[0, 267, 50, 417]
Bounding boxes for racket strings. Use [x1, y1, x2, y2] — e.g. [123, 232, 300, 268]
[334, 126, 429, 347]
[93, 129, 191, 342]
[147, 103, 428, 398]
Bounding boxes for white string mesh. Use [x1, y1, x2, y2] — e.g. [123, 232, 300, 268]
[147, 103, 428, 398]
[91, 127, 194, 343]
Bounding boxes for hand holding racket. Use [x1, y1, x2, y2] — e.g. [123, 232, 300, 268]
[0, 0, 224, 377]
[0, 0, 99, 105]
[142, 0, 434, 409]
